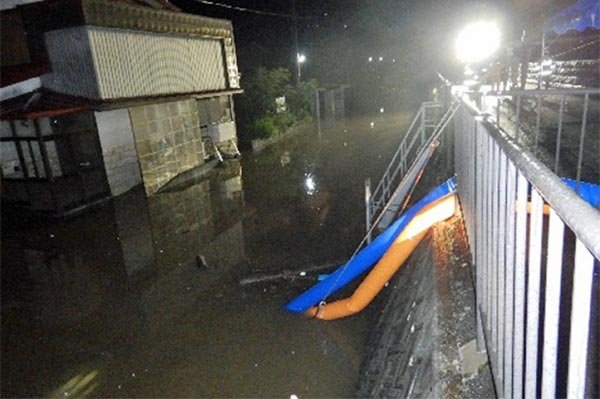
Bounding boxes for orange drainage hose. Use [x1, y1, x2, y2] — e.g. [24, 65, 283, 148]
[305, 194, 458, 321]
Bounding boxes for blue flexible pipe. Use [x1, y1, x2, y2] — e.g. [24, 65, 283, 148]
[285, 177, 457, 313]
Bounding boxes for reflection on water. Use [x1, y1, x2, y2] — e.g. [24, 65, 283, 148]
[1, 112, 411, 398]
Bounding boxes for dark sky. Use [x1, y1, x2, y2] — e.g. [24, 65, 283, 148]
[169, 0, 571, 109]
[171, 0, 512, 75]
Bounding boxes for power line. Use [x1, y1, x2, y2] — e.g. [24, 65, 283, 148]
[190, 0, 317, 19]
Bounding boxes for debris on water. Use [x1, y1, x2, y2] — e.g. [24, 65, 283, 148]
[343, 142, 347, 146]
[291, 350, 295, 355]
[159, 249, 164, 253]
[290, 395, 299, 399]
[117, 385, 122, 390]
[299, 271, 306, 277]
[131, 372, 136, 378]
[280, 151, 291, 166]
[63, 392, 68, 397]
[370, 121, 375, 128]
[254, 363, 258, 367]
[50, 233, 55, 238]
[196, 255, 208, 270]
[380, 107, 384, 113]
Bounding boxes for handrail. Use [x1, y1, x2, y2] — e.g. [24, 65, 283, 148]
[482, 87, 600, 96]
[455, 94, 599, 399]
[367, 100, 459, 232]
[462, 96, 600, 258]
[370, 105, 426, 199]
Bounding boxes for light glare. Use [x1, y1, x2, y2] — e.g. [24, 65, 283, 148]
[455, 21, 500, 63]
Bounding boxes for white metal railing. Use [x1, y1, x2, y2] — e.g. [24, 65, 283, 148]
[477, 87, 600, 188]
[455, 96, 600, 398]
[366, 100, 459, 234]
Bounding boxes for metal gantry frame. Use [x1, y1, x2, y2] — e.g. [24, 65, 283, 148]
[455, 96, 600, 399]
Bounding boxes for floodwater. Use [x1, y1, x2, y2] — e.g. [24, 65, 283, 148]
[1, 112, 412, 398]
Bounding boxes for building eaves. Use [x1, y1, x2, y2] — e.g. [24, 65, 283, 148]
[0, 88, 244, 120]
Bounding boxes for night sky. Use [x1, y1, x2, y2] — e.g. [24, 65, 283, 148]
[170, 0, 573, 109]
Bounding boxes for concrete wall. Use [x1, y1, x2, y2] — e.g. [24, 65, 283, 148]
[95, 109, 142, 196]
[129, 98, 205, 195]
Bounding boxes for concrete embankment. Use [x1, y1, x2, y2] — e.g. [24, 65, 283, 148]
[357, 215, 495, 398]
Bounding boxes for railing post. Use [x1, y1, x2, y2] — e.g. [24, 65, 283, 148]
[315, 89, 322, 140]
[575, 94, 588, 192]
[534, 94, 542, 151]
[554, 95, 565, 174]
[515, 95, 521, 143]
[420, 106, 425, 145]
[365, 178, 372, 243]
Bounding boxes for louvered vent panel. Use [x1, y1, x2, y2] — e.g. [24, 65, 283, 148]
[88, 27, 228, 99]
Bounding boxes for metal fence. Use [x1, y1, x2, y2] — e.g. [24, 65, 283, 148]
[478, 88, 600, 187]
[455, 96, 600, 398]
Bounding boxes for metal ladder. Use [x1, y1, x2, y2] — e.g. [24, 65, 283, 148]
[365, 99, 460, 237]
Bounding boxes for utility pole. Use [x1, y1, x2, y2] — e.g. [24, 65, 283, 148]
[292, 0, 300, 84]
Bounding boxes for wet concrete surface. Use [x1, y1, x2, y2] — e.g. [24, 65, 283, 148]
[1, 111, 414, 398]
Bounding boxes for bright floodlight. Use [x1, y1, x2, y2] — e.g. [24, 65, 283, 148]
[455, 21, 500, 63]
[297, 53, 306, 64]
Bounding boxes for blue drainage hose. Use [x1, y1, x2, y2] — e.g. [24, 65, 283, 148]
[285, 176, 457, 314]
[561, 178, 600, 208]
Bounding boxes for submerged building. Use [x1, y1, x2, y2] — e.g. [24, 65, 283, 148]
[0, 0, 242, 215]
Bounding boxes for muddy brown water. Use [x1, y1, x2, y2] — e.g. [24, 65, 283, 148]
[1, 112, 412, 398]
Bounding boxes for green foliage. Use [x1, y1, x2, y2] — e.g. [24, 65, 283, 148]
[248, 116, 277, 139]
[239, 67, 292, 118]
[273, 111, 296, 131]
[237, 67, 318, 141]
[285, 79, 318, 119]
